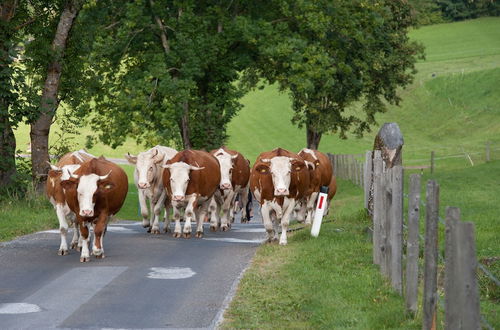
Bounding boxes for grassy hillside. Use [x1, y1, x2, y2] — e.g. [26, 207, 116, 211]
[228, 17, 500, 162]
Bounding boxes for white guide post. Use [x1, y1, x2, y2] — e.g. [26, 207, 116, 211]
[311, 186, 329, 237]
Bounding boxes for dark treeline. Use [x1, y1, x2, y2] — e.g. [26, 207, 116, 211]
[0, 0, 424, 196]
[413, 0, 500, 25]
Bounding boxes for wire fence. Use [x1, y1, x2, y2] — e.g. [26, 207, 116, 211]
[329, 148, 499, 329]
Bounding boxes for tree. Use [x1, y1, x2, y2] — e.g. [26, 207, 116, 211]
[69, 0, 262, 151]
[247, 0, 424, 149]
[24, 0, 84, 192]
[0, 0, 30, 190]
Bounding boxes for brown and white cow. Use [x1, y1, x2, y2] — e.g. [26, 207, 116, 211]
[60, 157, 128, 262]
[125, 145, 177, 234]
[46, 149, 95, 255]
[297, 148, 334, 224]
[209, 147, 250, 231]
[250, 148, 309, 245]
[162, 150, 220, 238]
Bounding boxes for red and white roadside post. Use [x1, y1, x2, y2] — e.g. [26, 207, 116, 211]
[311, 186, 329, 237]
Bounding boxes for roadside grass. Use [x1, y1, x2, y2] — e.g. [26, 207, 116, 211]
[222, 180, 420, 329]
[0, 192, 56, 242]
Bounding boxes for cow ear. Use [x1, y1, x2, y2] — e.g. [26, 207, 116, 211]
[291, 161, 305, 172]
[60, 179, 77, 190]
[98, 180, 115, 193]
[48, 169, 62, 178]
[125, 153, 137, 164]
[255, 165, 269, 174]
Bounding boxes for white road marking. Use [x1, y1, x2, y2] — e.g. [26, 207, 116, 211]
[231, 228, 266, 233]
[0, 266, 127, 329]
[0, 303, 42, 314]
[106, 226, 135, 233]
[203, 238, 265, 244]
[147, 267, 196, 279]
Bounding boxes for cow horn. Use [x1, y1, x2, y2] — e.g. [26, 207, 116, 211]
[69, 169, 79, 179]
[48, 162, 60, 171]
[260, 158, 271, 163]
[231, 154, 238, 160]
[98, 170, 112, 180]
[189, 165, 204, 171]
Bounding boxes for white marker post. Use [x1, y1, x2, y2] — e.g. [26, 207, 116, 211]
[311, 186, 329, 237]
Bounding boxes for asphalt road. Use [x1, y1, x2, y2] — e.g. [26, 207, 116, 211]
[0, 209, 265, 330]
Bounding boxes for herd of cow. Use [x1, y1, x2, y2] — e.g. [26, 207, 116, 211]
[46, 146, 337, 262]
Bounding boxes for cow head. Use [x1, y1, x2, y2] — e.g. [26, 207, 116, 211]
[213, 148, 238, 190]
[259, 156, 305, 196]
[162, 162, 204, 201]
[126, 148, 165, 189]
[61, 171, 114, 217]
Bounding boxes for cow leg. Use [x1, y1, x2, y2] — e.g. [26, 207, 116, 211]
[209, 197, 219, 232]
[220, 191, 235, 232]
[279, 198, 295, 245]
[172, 204, 183, 238]
[163, 197, 171, 233]
[65, 210, 79, 250]
[305, 192, 319, 225]
[150, 192, 166, 234]
[79, 221, 91, 262]
[240, 186, 249, 222]
[138, 189, 150, 229]
[261, 202, 277, 243]
[195, 200, 209, 238]
[55, 203, 70, 255]
[295, 200, 307, 223]
[182, 196, 197, 238]
[92, 214, 107, 258]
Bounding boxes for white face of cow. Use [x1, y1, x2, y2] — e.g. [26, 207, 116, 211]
[214, 149, 238, 190]
[131, 149, 165, 189]
[75, 172, 111, 217]
[163, 162, 203, 202]
[267, 156, 292, 196]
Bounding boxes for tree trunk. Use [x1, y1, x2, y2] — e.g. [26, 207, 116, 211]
[179, 102, 192, 149]
[150, 2, 192, 150]
[0, 0, 18, 189]
[306, 123, 322, 149]
[30, 0, 82, 193]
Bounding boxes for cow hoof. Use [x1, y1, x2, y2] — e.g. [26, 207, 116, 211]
[163, 228, 170, 233]
[58, 249, 68, 256]
[221, 226, 229, 232]
[195, 231, 203, 238]
[80, 257, 90, 263]
[151, 228, 160, 234]
[183, 232, 191, 239]
[210, 226, 217, 232]
[95, 254, 105, 259]
[173, 232, 182, 238]
[70, 243, 78, 250]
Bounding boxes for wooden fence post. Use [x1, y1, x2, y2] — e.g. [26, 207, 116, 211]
[373, 150, 383, 265]
[430, 151, 435, 174]
[364, 151, 373, 212]
[445, 207, 460, 330]
[456, 222, 481, 329]
[445, 207, 481, 330]
[486, 141, 490, 162]
[423, 180, 439, 330]
[381, 170, 392, 279]
[406, 174, 421, 314]
[390, 165, 404, 294]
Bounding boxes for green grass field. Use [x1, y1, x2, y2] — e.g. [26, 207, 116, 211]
[4, 16, 500, 329]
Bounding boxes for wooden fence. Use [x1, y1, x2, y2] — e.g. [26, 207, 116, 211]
[330, 150, 489, 329]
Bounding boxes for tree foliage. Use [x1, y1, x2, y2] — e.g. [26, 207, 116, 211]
[246, 0, 424, 148]
[69, 0, 263, 150]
